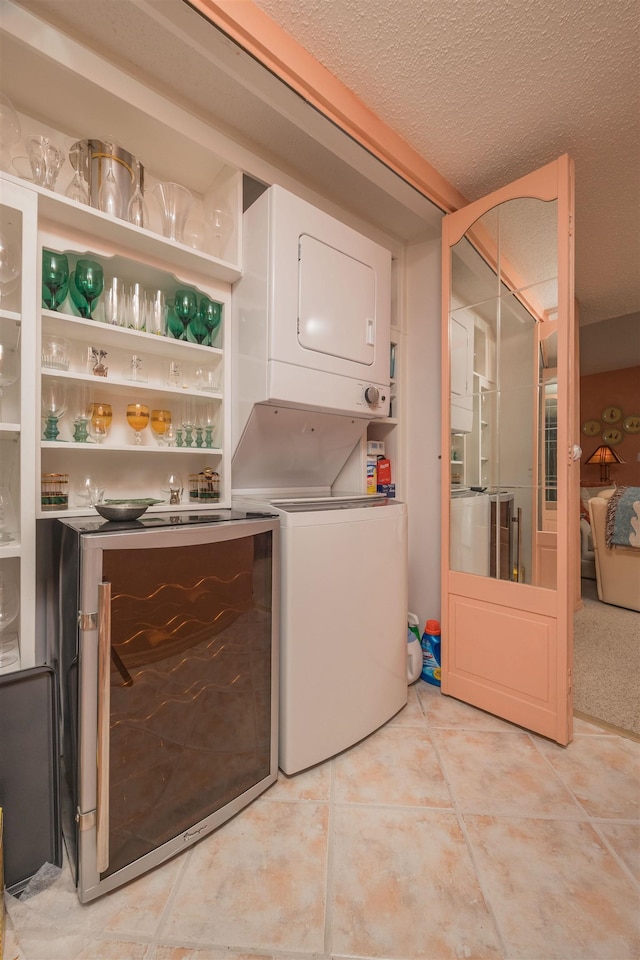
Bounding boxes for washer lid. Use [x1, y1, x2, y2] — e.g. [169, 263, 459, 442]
[232, 403, 367, 493]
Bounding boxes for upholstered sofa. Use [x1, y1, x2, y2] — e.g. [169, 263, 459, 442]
[580, 517, 596, 579]
[588, 491, 640, 612]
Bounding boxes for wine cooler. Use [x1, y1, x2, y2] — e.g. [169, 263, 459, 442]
[53, 511, 279, 902]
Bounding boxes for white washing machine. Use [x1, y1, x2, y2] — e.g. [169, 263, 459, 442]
[450, 488, 490, 575]
[236, 492, 408, 775]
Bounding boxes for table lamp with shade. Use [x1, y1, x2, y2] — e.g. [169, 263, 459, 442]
[585, 443, 625, 483]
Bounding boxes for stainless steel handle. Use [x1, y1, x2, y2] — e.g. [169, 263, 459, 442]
[96, 580, 111, 874]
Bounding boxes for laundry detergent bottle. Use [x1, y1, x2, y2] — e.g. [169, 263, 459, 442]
[420, 619, 441, 686]
[407, 612, 422, 683]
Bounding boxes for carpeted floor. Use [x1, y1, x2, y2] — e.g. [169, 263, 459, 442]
[574, 578, 640, 736]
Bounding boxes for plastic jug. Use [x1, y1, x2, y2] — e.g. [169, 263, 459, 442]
[420, 619, 441, 686]
[407, 612, 422, 683]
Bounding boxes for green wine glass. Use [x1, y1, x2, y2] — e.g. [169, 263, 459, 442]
[42, 250, 69, 311]
[186, 313, 209, 344]
[174, 288, 197, 339]
[72, 259, 104, 319]
[199, 296, 222, 345]
[166, 301, 185, 340]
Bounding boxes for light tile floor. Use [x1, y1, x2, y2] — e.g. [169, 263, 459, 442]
[4, 682, 640, 960]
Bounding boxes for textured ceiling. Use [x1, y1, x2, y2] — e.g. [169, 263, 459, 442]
[5, 0, 639, 328]
[255, 0, 640, 327]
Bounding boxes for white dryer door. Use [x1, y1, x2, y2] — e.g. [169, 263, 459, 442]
[298, 234, 375, 365]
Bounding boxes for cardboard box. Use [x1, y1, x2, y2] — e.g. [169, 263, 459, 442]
[376, 458, 392, 484]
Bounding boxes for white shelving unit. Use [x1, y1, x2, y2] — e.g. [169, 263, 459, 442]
[0, 179, 38, 674]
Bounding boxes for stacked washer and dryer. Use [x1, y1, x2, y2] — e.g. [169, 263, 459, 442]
[232, 186, 408, 775]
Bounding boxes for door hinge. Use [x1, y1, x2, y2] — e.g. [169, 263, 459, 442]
[76, 809, 96, 832]
[78, 611, 98, 631]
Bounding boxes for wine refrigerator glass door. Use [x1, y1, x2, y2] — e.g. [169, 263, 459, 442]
[71, 518, 278, 902]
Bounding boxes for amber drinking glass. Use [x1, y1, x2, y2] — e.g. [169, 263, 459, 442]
[88, 402, 112, 444]
[150, 408, 171, 445]
[126, 402, 150, 444]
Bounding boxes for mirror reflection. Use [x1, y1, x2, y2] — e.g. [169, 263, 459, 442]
[449, 197, 559, 588]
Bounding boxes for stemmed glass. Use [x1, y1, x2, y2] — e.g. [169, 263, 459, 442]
[42, 250, 70, 311]
[71, 259, 104, 319]
[65, 143, 90, 205]
[206, 207, 232, 258]
[181, 397, 195, 448]
[161, 471, 183, 505]
[150, 408, 172, 445]
[41, 378, 67, 440]
[0, 566, 20, 669]
[25, 136, 65, 190]
[201, 402, 218, 449]
[0, 485, 16, 543]
[0, 228, 21, 305]
[0, 341, 19, 420]
[71, 382, 90, 442]
[174, 289, 197, 340]
[98, 139, 123, 218]
[127, 160, 148, 228]
[88, 402, 112, 444]
[126, 402, 149, 444]
[166, 300, 185, 340]
[0, 94, 22, 173]
[73, 474, 105, 508]
[186, 310, 209, 344]
[199, 296, 222, 345]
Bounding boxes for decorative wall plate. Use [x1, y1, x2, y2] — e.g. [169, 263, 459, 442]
[622, 414, 640, 434]
[602, 427, 623, 445]
[601, 405, 622, 424]
[581, 419, 601, 437]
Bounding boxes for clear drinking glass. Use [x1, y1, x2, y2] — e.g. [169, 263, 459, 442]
[0, 486, 17, 543]
[99, 148, 123, 218]
[127, 160, 148, 228]
[153, 181, 193, 242]
[0, 228, 21, 305]
[161, 471, 183, 505]
[129, 282, 147, 331]
[0, 341, 19, 419]
[206, 207, 232, 258]
[65, 143, 90, 204]
[73, 474, 105, 508]
[103, 276, 129, 326]
[0, 567, 19, 669]
[148, 289, 167, 335]
[25, 136, 65, 190]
